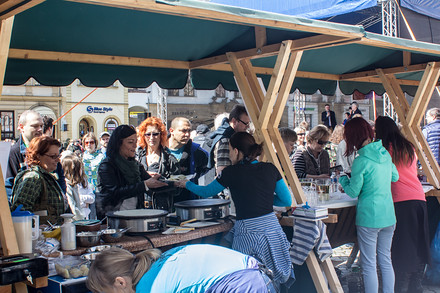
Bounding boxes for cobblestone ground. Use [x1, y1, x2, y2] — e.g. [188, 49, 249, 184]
[331, 244, 440, 293]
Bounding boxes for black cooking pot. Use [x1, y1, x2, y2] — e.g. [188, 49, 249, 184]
[174, 199, 231, 221]
[106, 209, 168, 234]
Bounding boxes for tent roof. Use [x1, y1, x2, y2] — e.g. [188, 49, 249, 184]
[3, 0, 440, 95]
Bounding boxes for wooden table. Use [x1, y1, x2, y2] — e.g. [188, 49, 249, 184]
[62, 220, 234, 256]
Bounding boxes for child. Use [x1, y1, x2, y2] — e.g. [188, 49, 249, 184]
[61, 155, 93, 220]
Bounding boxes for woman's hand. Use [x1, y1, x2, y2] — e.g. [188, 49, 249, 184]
[174, 179, 188, 189]
[147, 171, 160, 177]
[144, 177, 167, 189]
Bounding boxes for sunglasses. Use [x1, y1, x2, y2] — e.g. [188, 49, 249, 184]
[237, 118, 250, 127]
[297, 133, 305, 136]
[145, 132, 160, 137]
[317, 140, 329, 145]
[44, 154, 61, 160]
[84, 141, 95, 145]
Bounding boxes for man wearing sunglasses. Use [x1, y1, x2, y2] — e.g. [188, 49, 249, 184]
[168, 117, 208, 201]
[207, 104, 250, 175]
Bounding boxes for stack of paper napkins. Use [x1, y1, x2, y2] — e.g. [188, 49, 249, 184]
[292, 206, 328, 220]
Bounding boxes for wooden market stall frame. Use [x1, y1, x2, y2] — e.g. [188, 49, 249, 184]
[1, 1, 440, 293]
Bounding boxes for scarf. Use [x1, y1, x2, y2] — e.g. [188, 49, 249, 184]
[114, 154, 141, 184]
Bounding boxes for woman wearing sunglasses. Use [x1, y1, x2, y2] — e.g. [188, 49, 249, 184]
[96, 125, 167, 219]
[11, 136, 65, 224]
[292, 124, 331, 179]
[136, 117, 180, 211]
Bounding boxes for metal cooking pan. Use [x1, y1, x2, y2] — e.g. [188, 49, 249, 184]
[174, 199, 230, 221]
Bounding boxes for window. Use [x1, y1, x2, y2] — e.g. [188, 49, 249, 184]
[234, 91, 242, 99]
[215, 85, 225, 97]
[1, 111, 14, 140]
[104, 118, 119, 134]
[168, 89, 180, 96]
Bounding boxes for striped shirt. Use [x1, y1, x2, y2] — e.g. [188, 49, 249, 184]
[232, 212, 294, 285]
[214, 138, 231, 168]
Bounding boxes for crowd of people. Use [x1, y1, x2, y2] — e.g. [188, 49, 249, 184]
[5, 104, 440, 293]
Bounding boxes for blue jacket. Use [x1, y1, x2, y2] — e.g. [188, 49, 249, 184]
[136, 244, 252, 293]
[423, 119, 440, 165]
[339, 140, 399, 228]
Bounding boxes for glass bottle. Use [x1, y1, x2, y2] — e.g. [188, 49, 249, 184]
[61, 213, 76, 251]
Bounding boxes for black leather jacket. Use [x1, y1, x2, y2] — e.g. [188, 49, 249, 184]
[96, 157, 151, 219]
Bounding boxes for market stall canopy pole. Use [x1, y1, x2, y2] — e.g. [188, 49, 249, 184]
[227, 42, 343, 293]
[0, 16, 13, 101]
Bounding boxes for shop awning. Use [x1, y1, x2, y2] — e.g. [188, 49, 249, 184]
[2, 0, 440, 96]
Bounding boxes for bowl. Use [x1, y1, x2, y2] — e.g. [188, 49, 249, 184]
[101, 228, 126, 243]
[76, 231, 102, 247]
[86, 245, 111, 253]
[81, 252, 101, 261]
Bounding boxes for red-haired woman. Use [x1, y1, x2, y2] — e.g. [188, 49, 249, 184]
[136, 117, 180, 211]
[11, 136, 65, 224]
[339, 117, 399, 293]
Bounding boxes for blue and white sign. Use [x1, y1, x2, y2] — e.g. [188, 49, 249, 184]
[87, 106, 113, 114]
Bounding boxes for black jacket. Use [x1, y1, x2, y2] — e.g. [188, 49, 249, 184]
[96, 157, 151, 219]
[321, 110, 337, 129]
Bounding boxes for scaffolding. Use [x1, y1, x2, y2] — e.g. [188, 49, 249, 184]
[293, 89, 306, 127]
[381, 0, 399, 120]
[157, 87, 168, 128]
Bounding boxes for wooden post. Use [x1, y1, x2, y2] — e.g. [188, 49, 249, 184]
[377, 65, 440, 189]
[227, 44, 343, 293]
[0, 16, 14, 101]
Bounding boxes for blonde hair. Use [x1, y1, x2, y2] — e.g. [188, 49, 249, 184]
[299, 120, 309, 131]
[87, 247, 161, 293]
[330, 125, 344, 144]
[61, 155, 88, 187]
[306, 125, 330, 144]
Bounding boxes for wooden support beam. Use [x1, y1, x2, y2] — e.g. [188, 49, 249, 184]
[9, 48, 189, 69]
[70, 0, 365, 39]
[0, 16, 13, 100]
[254, 26, 267, 49]
[306, 253, 330, 293]
[341, 63, 427, 81]
[259, 40, 292, 129]
[240, 58, 265, 109]
[322, 258, 344, 293]
[407, 62, 440, 126]
[403, 51, 411, 67]
[0, 0, 43, 20]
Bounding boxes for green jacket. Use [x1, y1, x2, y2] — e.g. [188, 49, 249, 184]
[339, 140, 398, 228]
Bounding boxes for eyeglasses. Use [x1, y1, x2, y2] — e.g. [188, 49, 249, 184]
[317, 140, 329, 145]
[297, 133, 305, 136]
[84, 141, 95, 145]
[145, 132, 160, 137]
[44, 154, 61, 160]
[237, 118, 250, 127]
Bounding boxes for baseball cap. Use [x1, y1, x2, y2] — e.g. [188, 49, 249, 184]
[100, 131, 110, 138]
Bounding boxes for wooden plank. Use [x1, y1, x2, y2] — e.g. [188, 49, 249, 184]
[70, 0, 365, 39]
[191, 35, 358, 70]
[259, 40, 292, 129]
[410, 63, 440, 125]
[387, 75, 410, 112]
[270, 50, 303, 127]
[226, 52, 261, 130]
[341, 63, 427, 81]
[306, 253, 330, 293]
[254, 26, 266, 49]
[407, 62, 437, 126]
[240, 58, 264, 109]
[322, 258, 344, 293]
[403, 51, 411, 67]
[0, 16, 13, 100]
[376, 70, 408, 119]
[9, 48, 189, 69]
[0, 0, 44, 20]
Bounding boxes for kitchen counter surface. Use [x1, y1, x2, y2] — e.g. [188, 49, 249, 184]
[62, 220, 234, 256]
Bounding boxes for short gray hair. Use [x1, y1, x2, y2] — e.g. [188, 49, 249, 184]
[426, 108, 440, 120]
[19, 110, 41, 126]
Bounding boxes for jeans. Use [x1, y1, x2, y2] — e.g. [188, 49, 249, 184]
[357, 224, 395, 293]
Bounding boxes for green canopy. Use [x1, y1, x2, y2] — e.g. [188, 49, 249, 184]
[4, 0, 440, 95]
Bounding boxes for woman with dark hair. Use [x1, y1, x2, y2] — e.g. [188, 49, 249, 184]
[175, 132, 294, 289]
[87, 245, 277, 293]
[339, 117, 399, 293]
[136, 117, 180, 211]
[11, 136, 65, 224]
[95, 125, 167, 219]
[375, 116, 430, 293]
